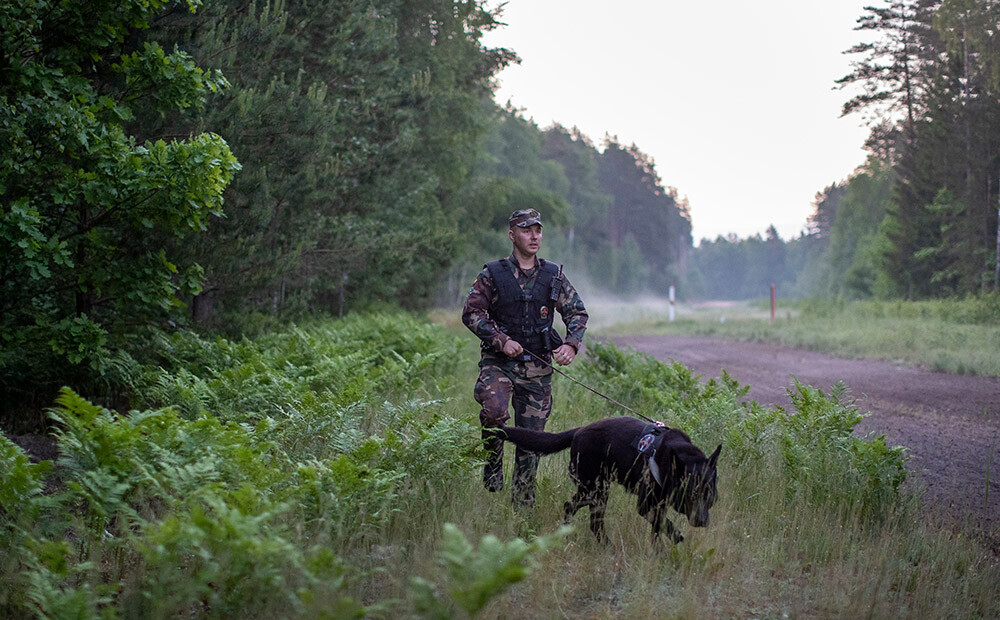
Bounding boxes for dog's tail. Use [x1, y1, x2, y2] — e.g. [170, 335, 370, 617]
[490, 426, 578, 454]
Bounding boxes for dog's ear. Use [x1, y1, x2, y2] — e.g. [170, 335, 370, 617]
[708, 444, 722, 468]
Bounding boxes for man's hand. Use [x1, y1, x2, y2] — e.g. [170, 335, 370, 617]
[502, 339, 524, 358]
[552, 344, 576, 366]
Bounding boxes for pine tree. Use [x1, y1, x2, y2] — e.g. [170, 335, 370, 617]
[837, 0, 939, 139]
[597, 138, 692, 294]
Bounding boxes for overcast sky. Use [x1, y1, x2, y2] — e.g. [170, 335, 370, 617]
[481, 0, 875, 243]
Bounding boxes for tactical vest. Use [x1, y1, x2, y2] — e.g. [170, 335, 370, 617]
[485, 258, 562, 357]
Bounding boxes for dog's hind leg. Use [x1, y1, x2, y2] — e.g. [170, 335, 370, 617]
[564, 454, 592, 523]
[565, 447, 611, 540]
[588, 486, 609, 541]
[563, 482, 597, 523]
[563, 482, 609, 541]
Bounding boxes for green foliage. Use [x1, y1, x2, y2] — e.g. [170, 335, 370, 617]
[623, 296, 1000, 376]
[447, 109, 694, 307]
[800, 293, 1000, 325]
[814, 162, 895, 299]
[134, 312, 462, 423]
[0, 0, 239, 411]
[736, 1, 1000, 304]
[410, 523, 571, 618]
[779, 381, 906, 522]
[133, 495, 367, 619]
[692, 227, 797, 300]
[0, 436, 54, 612]
[143, 0, 516, 319]
[595, 138, 693, 295]
[0, 314, 489, 618]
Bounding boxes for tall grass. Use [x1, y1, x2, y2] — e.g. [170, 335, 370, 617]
[607, 295, 1000, 376]
[1, 312, 997, 617]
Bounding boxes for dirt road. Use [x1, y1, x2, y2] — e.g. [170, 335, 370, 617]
[612, 334, 1000, 533]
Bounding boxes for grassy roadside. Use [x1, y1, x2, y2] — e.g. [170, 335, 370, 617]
[2, 310, 998, 617]
[599, 296, 1000, 376]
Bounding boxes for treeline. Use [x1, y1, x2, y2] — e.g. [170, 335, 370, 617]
[444, 110, 693, 302]
[695, 0, 1000, 301]
[0, 0, 693, 411]
[689, 225, 811, 300]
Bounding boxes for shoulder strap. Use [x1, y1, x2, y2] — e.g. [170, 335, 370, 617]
[486, 259, 523, 301]
[538, 258, 559, 277]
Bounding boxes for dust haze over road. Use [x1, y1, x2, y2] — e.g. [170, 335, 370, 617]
[611, 333, 1000, 534]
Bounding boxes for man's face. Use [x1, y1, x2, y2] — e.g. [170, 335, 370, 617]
[509, 223, 542, 257]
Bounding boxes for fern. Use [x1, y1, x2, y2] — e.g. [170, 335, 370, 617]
[410, 523, 571, 618]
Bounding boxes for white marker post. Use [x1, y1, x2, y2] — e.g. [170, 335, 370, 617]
[668, 285, 676, 322]
[770, 283, 776, 322]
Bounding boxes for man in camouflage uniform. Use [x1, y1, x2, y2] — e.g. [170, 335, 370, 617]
[462, 208, 588, 507]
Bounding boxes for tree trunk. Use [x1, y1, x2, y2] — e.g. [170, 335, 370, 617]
[192, 290, 215, 324]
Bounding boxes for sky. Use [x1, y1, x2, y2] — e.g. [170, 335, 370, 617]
[480, 0, 876, 244]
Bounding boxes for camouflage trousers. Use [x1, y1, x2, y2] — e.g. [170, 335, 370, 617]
[474, 357, 553, 507]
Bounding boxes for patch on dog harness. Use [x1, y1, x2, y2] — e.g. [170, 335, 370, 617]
[631, 422, 666, 457]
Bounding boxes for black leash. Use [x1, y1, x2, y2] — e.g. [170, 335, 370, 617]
[523, 349, 658, 425]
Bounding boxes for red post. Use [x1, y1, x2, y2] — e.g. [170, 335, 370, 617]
[770, 284, 776, 321]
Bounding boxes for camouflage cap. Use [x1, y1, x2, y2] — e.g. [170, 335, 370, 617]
[508, 208, 543, 228]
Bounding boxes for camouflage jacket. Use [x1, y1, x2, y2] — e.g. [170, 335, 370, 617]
[462, 255, 588, 365]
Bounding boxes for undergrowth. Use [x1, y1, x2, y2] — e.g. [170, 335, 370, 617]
[1, 312, 997, 618]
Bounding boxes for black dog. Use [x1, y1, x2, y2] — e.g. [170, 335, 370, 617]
[495, 416, 721, 543]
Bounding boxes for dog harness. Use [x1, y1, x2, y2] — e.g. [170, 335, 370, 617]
[631, 422, 668, 485]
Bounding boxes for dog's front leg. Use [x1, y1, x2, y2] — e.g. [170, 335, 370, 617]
[641, 503, 683, 544]
[641, 503, 664, 538]
[659, 517, 683, 544]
